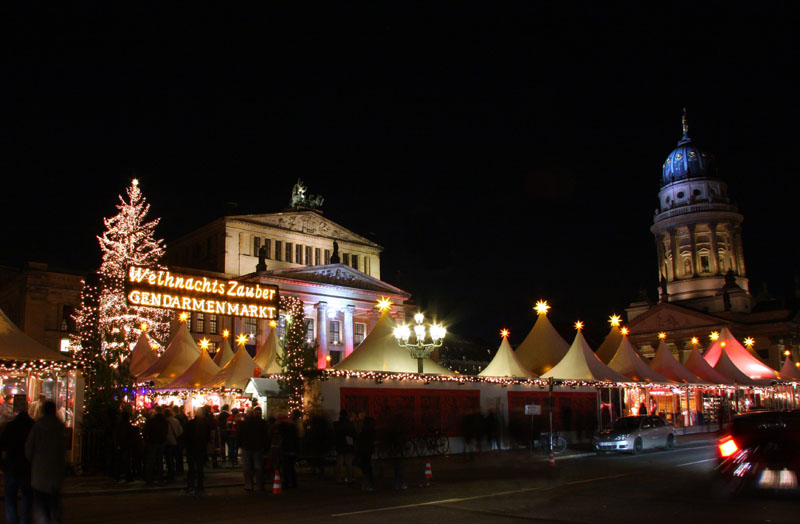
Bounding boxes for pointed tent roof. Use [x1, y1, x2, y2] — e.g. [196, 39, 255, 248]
[684, 346, 731, 384]
[649, 340, 703, 384]
[515, 312, 570, 376]
[779, 357, 800, 380]
[163, 348, 221, 389]
[596, 324, 623, 364]
[254, 328, 283, 374]
[478, 336, 537, 378]
[713, 348, 761, 385]
[0, 307, 71, 362]
[204, 344, 260, 389]
[334, 310, 453, 374]
[128, 331, 158, 377]
[137, 322, 201, 386]
[213, 337, 235, 367]
[703, 328, 778, 380]
[541, 330, 630, 382]
[608, 336, 671, 383]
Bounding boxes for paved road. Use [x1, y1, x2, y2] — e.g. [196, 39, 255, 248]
[36, 444, 800, 523]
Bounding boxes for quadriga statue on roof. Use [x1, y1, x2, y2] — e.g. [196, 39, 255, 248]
[289, 178, 324, 210]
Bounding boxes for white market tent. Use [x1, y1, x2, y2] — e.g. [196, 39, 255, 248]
[128, 331, 158, 377]
[203, 345, 261, 390]
[334, 310, 453, 374]
[684, 346, 731, 384]
[212, 337, 235, 367]
[163, 347, 221, 389]
[253, 328, 283, 374]
[0, 307, 71, 362]
[608, 335, 671, 383]
[713, 348, 762, 385]
[649, 340, 703, 384]
[541, 330, 630, 382]
[515, 312, 570, 376]
[595, 324, 623, 364]
[779, 357, 800, 380]
[137, 322, 201, 387]
[703, 328, 779, 380]
[478, 335, 537, 378]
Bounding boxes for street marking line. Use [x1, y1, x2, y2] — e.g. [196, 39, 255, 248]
[675, 458, 717, 468]
[330, 474, 626, 517]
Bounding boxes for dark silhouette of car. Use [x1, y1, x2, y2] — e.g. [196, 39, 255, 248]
[714, 410, 800, 495]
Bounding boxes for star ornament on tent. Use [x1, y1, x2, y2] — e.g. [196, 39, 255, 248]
[179, 312, 189, 323]
[500, 329, 510, 338]
[235, 334, 249, 346]
[744, 337, 755, 348]
[199, 338, 210, 350]
[658, 332, 667, 340]
[574, 320, 584, 331]
[710, 331, 720, 341]
[534, 300, 551, 316]
[269, 320, 278, 328]
[376, 297, 392, 312]
[620, 327, 630, 336]
[691, 337, 699, 345]
[609, 314, 622, 327]
[222, 329, 230, 338]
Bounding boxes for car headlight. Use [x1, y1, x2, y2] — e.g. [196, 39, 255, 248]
[614, 434, 629, 441]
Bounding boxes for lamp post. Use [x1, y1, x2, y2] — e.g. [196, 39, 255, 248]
[393, 313, 446, 374]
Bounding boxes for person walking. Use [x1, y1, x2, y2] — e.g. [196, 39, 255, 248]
[357, 416, 376, 491]
[143, 406, 168, 484]
[226, 408, 241, 466]
[217, 404, 231, 465]
[1, 397, 34, 524]
[184, 406, 212, 497]
[267, 415, 284, 488]
[333, 410, 356, 484]
[172, 406, 188, 476]
[239, 407, 268, 491]
[25, 401, 66, 524]
[164, 408, 183, 482]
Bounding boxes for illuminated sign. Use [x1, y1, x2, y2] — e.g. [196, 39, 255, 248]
[126, 266, 279, 319]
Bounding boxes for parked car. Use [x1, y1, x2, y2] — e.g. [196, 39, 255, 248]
[714, 410, 800, 496]
[593, 415, 676, 454]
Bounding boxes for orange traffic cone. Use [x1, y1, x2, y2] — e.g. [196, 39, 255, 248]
[272, 469, 283, 495]
[548, 452, 556, 467]
[423, 460, 433, 486]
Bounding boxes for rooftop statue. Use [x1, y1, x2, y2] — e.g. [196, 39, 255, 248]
[289, 178, 324, 210]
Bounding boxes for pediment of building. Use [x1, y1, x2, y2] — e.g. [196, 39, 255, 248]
[628, 303, 726, 334]
[230, 211, 381, 248]
[256, 264, 409, 297]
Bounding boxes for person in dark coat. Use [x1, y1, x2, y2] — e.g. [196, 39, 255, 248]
[25, 401, 66, 524]
[143, 406, 168, 484]
[238, 407, 268, 491]
[280, 413, 300, 489]
[217, 404, 231, 465]
[307, 411, 331, 478]
[173, 406, 188, 475]
[1, 398, 35, 524]
[357, 416, 376, 490]
[184, 406, 212, 497]
[112, 410, 136, 483]
[333, 410, 356, 483]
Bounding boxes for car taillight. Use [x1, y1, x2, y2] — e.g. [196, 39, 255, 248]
[718, 436, 738, 458]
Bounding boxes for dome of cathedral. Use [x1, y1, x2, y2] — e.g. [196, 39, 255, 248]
[661, 110, 718, 186]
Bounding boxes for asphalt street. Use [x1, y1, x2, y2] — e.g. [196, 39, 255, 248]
[28, 441, 798, 523]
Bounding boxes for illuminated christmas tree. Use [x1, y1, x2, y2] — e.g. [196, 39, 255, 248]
[96, 178, 171, 351]
[277, 295, 318, 414]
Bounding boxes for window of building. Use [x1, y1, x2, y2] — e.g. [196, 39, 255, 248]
[305, 319, 315, 343]
[208, 314, 218, 334]
[244, 317, 257, 337]
[700, 255, 710, 273]
[296, 244, 303, 264]
[253, 236, 261, 255]
[263, 239, 271, 259]
[329, 320, 341, 345]
[275, 240, 282, 261]
[208, 341, 218, 353]
[343, 253, 350, 266]
[186, 313, 193, 332]
[196, 312, 205, 333]
[324, 249, 331, 264]
[306, 246, 312, 265]
[286, 242, 293, 263]
[354, 322, 366, 345]
[351, 254, 358, 271]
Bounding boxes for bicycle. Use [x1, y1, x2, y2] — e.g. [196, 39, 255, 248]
[538, 431, 567, 454]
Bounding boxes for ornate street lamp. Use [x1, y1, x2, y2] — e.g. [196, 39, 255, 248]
[393, 312, 446, 374]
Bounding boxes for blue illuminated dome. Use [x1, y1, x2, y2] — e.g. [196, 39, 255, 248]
[661, 112, 718, 186]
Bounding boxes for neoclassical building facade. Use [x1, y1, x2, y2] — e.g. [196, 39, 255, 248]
[167, 184, 411, 367]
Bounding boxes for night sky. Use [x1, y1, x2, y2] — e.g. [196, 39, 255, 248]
[3, 6, 796, 346]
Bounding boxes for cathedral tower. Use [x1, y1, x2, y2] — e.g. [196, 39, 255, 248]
[649, 110, 751, 313]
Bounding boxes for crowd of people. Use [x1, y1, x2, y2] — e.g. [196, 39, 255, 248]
[0, 394, 69, 524]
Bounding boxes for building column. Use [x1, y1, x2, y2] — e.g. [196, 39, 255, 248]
[709, 223, 720, 275]
[343, 304, 355, 357]
[316, 302, 328, 369]
[655, 234, 666, 281]
[734, 225, 746, 276]
[670, 229, 681, 279]
[688, 224, 698, 276]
